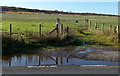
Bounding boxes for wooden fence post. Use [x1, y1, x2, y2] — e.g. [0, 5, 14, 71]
[89, 21, 91, 29]
[95, 22, 97, 30]
[102, 23, 104, 32]
[56, 18, 60, 38]
[118, 25, 120, 42]
[56, 18, 64, 38]
[110, 24, 112, 32]
[84, 19, 86, 26]
[56, 24, 59, 38]
[66, 26, 69, 36]
[84, 19, 89, 28]
[86, 19, 89, 29]
[61, 24, 64, 37]
[61, 24, 63, 34]
[10, 24, 12, 37]
[109, 24, 112, 30]
[114, 25, 117, 33]
[39, 24, 42, 37]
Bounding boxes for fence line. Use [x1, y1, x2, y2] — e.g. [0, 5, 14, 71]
[3, 18, 119, 40]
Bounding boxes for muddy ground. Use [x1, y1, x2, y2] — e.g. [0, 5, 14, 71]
[2, 47, 120, 74]
[39, 47, 120, 62]
[77, 47, 120, 62]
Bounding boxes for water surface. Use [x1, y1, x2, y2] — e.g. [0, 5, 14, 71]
[2, 49, 118, 66]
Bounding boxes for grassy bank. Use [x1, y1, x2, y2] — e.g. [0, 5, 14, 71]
[2, 33, 83, 54]
[77, 29, 119, 47]
[2, 27, 119, 54]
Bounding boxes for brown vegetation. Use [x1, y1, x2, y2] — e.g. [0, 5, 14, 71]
[1, 6, 120, 17]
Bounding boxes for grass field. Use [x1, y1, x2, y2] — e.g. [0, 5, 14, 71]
[1, 13, 119, 54]
[2, 13, 118, 33]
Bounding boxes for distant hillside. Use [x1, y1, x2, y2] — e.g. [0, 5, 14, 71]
[1, 6, 119, 17]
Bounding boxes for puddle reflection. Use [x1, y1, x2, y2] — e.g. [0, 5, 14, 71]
[2, 54, 71, 66]
[2, 52, 118, 66]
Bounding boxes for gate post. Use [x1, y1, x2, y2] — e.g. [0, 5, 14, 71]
[56, 18, 64, 38]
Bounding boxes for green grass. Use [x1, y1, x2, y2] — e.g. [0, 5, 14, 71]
[77, 29, 119, 47]
[2, 13, 118, 33]
[1, 13, 119, 54]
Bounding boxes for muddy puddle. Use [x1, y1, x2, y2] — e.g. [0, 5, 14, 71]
[2, 48, 118, 66]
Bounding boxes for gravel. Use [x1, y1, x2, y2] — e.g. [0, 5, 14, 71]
[77, 47, 120, 62]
